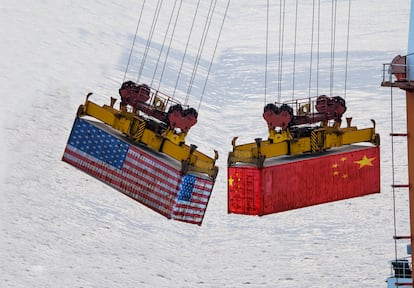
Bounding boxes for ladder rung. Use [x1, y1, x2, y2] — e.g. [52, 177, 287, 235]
[395, 283, 413, 287]
[392, 184, 410, 188]
[390, 133, 408, 137]
[394, 235, 412, 240]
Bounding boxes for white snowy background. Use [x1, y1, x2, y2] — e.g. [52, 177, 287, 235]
[1, 0, 412, 287]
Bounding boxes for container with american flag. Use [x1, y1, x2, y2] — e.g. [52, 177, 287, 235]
[62, 117, 214, 225]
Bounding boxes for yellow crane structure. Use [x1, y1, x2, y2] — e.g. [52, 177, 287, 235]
[228, 95, 380, 168]
[77, 84, 218, 180]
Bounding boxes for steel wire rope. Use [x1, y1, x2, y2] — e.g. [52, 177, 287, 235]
[198, 0, 231, 112]
[291, 0, 299, 102]
[277, 0, 286, 103]
[123, 0, 146, 83]
[173, 0, 202, 98]
[316, 0, 321, 96]
[343, 0, 351, 100]
[156, 0, 184, 93]
[150, 0, 180, 88]
[390, 86, 400, 273]
[329, 0, 338, 96]
[185, 0, 217, 106]
[308, 0, 316, 99]
[265, 0, 270, 105]
[137, 0, 163, 83]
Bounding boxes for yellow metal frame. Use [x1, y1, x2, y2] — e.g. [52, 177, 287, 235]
[228, 119, 380, 168]
[77, 93, 218, 179]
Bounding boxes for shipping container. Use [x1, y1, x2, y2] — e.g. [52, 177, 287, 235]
[62, 117, 214, 225]
[228, 145, 380, 215]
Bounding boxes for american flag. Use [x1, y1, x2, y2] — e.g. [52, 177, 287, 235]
[62, 117, 214, 225]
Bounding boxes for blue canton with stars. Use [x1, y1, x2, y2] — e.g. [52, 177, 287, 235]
[68, 118, 129, 169]
[178, 174, 196, 201]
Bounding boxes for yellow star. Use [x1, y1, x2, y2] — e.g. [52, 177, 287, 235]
[332, 163, 338, 169]
[333, 171, 339, 176]
[342, 173, 348, 179]
[354, 155, 375, 168]
[341, 157, 347, 162]
[229, 176, 234, 186]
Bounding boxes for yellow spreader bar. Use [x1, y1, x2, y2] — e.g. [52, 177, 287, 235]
[77, 94, 218, 179]
[228, 120, 379, 168]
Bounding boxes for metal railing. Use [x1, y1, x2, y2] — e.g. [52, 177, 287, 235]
[391, 259, 413, 279]
[382, 63, 410, 84]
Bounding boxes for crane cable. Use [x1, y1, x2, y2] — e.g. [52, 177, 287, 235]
[137, 0, 163, 83]
[269, 0, 350, 105]
[156, 0, 184, 93]
[316, 0, 321, 96]
[343, 0, 352, 100]
[291, 0, 299, 102]
[123, 0, 146, 83]
[198, 0, 231, 111]
[150, 0, 181, 88]
[185, 0, 217, 105]
[390, 86, 400, 270]
[308, 0, 317, 99]
[265, 0, 286, 104]
[329, 0, 338, 96]
[277, 0, 286, 103]
[173, 0, 202, 98]
[265, 0, 269, 105]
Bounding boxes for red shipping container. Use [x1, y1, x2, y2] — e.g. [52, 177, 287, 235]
[228, 145, 380, 215]
[62, 117, 215, 225]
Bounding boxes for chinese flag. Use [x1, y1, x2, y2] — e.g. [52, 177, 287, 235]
[227, 167, 261, 215]
[228, 145, 380, 215]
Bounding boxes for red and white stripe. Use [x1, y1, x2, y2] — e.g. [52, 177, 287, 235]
[63, 143, 214, 225]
